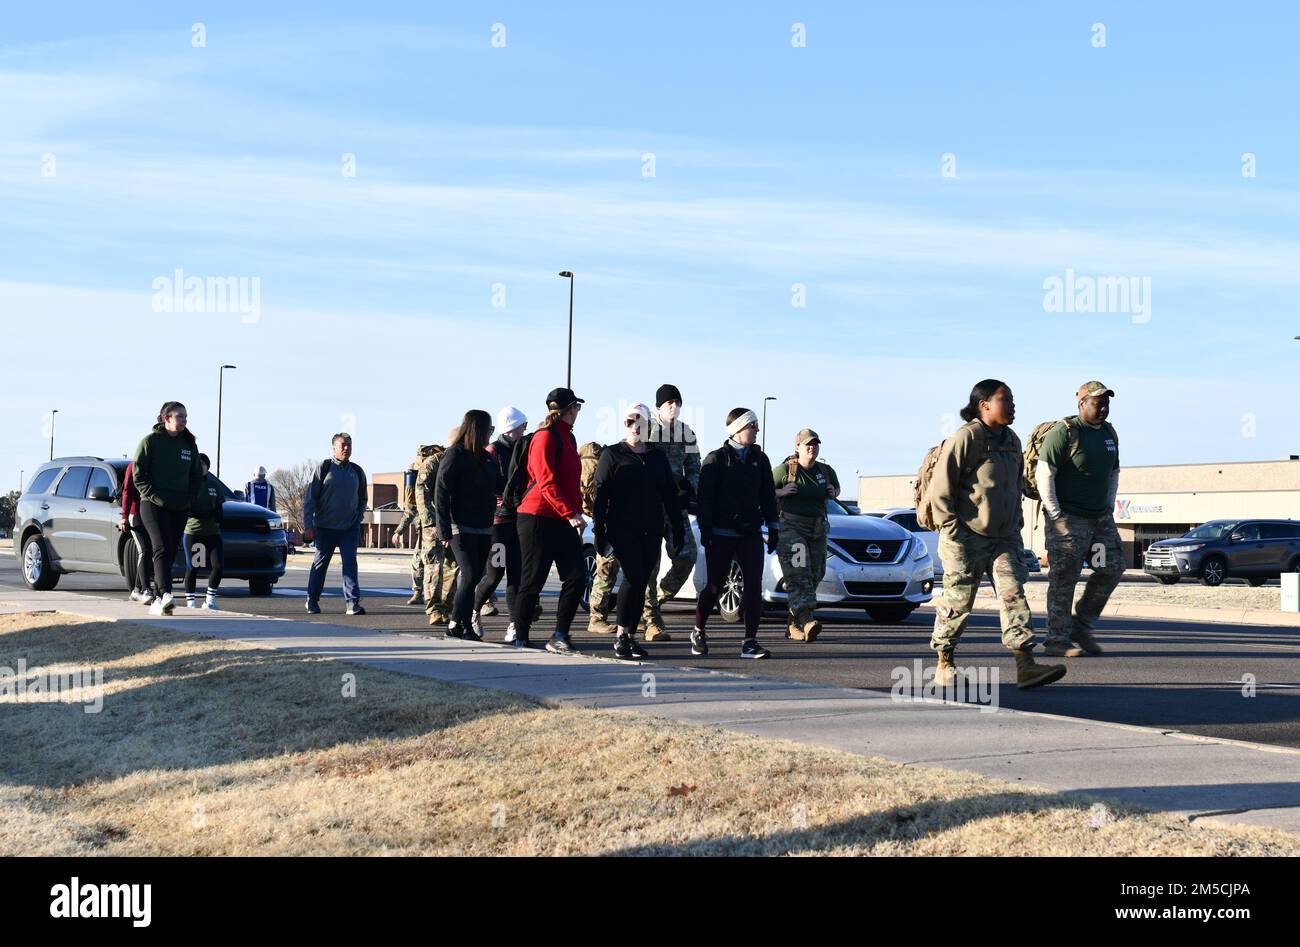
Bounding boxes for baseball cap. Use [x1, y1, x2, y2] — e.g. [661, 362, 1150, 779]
[545, 387, 585, 411]
[795, 428, 821, 446]
[1077, 380, 1115, 399]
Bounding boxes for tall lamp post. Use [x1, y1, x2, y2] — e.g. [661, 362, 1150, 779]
[762, 396, 777, 454]
[558, 271, 574, 388]
[217, 365, 237, 479]
[49, 409, 58, 461]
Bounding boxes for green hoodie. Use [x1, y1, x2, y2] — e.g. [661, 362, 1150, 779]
[132, 426, 204, 511]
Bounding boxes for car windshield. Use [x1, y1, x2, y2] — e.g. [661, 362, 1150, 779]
[1184, 522, 1237, 540]
[825, 499, 851, 515]
[208, 473, 236, 500]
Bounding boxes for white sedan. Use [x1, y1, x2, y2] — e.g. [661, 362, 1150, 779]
[582, 499, 935, 623]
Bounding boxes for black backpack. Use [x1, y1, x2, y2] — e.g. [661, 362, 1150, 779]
[501, 429, 564, 516]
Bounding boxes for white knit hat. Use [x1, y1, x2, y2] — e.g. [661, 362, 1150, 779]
[497, 406, 527, 434]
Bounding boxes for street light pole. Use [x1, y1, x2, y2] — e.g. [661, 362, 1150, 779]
[762, 396, 776, 454]
[49, 409, 58, 461]
[559, 271, 574, 388]
[217, 365, 237, 479]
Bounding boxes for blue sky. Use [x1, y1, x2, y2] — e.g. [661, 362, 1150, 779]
[4, 1, 1299, 497]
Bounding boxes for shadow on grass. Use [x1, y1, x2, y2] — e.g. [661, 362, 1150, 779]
[0, 614, 537, 790]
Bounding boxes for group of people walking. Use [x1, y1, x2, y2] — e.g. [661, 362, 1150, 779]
[123, 375, 1125, 690]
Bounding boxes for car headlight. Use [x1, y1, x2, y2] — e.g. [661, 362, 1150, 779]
[1167, 543, 1204, 554]
[268, 518, 285, 530]
[911, 538, 929, 560]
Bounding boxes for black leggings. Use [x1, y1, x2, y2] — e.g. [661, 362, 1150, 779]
[695, 532, 766, 638]
[184, 534, 225, 593]
[610, 530, 663, 631]
[139, 502, 188, 597]
[474, 521, 521, 621]
[450, 532, 493, 628]
[129, 523, 154, 593]
[514, 513, 585, 639]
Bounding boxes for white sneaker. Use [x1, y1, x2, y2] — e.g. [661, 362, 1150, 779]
[159, 593, 175, 615]
[141, 591, 156, 606]
[129, 590, 143, 603]
[471, 609, 483, 637]
[186, 595, 198, 609]
[149, 599, 166, 616]
[202, 593, 219, 611]
[503, 623, 517, 644]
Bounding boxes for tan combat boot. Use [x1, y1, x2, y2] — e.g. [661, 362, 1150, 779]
[644, 617, 671, 642]
[1042, 638, 1086, 657]
[935, 648, 957, 688]
[1070, 628, 1103, 655]
[1013, 648, 1067, 690]
[801, 613, 822, 643]
[427, 606, 448, 626]
[406, 591, 424, 607]
[587, 613, 618, 635]
[786, 616, 806, 641]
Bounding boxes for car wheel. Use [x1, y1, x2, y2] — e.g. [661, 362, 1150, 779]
[865, 604, 916, 623]
[580, 544, 596, 612]
[1155, 575, 1180, 585]
[123, 535, 140, 590]
[1247, 576, 1269, 587]
[21, 535, 60, 591]
[248, 579, 274, 596]
[717, 559, 743, 623]
[1199, 556, 1227, 587]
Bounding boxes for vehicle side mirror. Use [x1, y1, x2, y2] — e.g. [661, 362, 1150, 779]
[1230, 533, 1244, 543]
[87, 485, 112, 502]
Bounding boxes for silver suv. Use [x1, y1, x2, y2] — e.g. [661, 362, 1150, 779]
[15, 456, 288, 595]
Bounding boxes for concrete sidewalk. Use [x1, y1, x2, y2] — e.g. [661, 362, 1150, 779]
[3, 587, 1299, 836]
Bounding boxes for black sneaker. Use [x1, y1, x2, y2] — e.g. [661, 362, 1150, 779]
[546, 635, 578, 656]
[740, 638, 770, 659]
[628, 637, 648, 659]
[444, 625, 464, 640]
[462, 625, 483, 643]
[305, 600, 322, 615]
[512, 634, 531, 650]
[613, 635, 634, 660]
[690, 629, 708, 656]
[345, 603, 366, 616]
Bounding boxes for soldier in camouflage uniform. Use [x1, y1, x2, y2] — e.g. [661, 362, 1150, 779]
[1037, 381, 1122, 657]
[773, 429, 839, 642]
[927, 380, 1066, 690]
[416, 435, 459, 624]
[640, 384, 702, 641]
[395, 447, 436, 606]
[582, 442, 621, 634]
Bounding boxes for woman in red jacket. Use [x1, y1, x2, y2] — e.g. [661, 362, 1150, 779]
[512, 387, 587, 653]
[119, 461, 155, 605]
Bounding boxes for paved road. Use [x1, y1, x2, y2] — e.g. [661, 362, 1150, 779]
[4, 552, 1298, 751]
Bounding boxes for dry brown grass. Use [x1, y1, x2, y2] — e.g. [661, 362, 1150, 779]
[2, 612, 1298, 856]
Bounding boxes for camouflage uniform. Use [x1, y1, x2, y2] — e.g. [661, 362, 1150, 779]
[589, 549, 621, 621]
[643, 418, 702, 621]
[777, 514, 829, 618]
[929, 421, 1036, 653]
[1044, 513, 1123, 642]
[416, 449, 458, 614]
[931, 526, 1035, 651]
[393, 508, 423, 593]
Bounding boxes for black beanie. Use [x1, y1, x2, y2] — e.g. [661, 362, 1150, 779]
[656, 384, 682, 407]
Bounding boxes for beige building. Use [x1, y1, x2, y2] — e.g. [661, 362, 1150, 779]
[859, 459, 1300, 568]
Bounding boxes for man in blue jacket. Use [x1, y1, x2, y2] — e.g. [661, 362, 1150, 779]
[303, 434, 368, 616]
[245, 467, 277, 511]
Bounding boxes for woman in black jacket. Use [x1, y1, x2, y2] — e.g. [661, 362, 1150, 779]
[591, 403, 684, 660]
[693, 407, 780, 659]
[435, 410, 498, 641]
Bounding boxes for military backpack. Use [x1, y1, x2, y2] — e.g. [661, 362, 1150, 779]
[578, 442, 604, 517]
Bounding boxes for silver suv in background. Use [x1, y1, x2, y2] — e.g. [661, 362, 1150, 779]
[15, 457, 288, 594]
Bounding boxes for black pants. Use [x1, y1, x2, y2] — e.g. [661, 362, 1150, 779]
[695, 532, 765, 638]
[139, 502, 188, 597]
[184, 534, 225, 593]
[450, 532, 493, 628]
[474, 520, 521, 621]
[515, 513, 585, 640]
[610, 529, 663, 631]
[128, 522, 154, 594]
